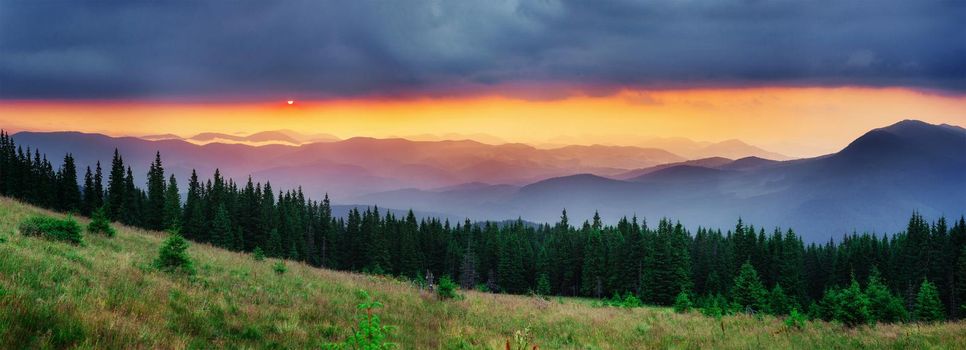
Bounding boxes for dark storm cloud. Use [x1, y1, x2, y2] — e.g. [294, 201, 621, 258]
[1, 0, 963, 100]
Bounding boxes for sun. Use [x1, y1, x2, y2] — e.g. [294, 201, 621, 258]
[287, 100, 294, 105]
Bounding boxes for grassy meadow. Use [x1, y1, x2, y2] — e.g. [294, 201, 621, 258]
[0, 197, 964, 349]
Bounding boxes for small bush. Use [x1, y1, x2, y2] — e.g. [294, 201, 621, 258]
[273, 261, 287, 275]
[785, 308, 807, 330]
[324, 290, 397, 349]
[621, 293, 642, 308]
[155, 232, 194, 275]
[673, 291, 693, 313]
[19, 215, 83, 245]
[252, 247, 265, 261]
[86, 206, 115, 237]
[437, 276, 459, 300]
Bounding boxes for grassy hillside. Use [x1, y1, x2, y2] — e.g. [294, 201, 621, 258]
[1, 197, 964, 349]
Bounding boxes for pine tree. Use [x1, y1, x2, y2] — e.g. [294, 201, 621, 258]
[82, 166, 95, 215]
[834, 277, 871, 327]
[106, 149, 126, 220]
[731, 261, 769, 314]
[211, 204, 234, 250]
[119, 167, 140, 226]
[145, 152, 167, 230]
[673, 290, 693, 313]
[181, 170, 205, 241]
[155, 231, 194, 275]
[536, 273, 551, 296]
[87, 206, 116, 237]
[915, 279, 945, 322]
[163, 174, 181, 230]
[57, 153, 81, 213]
[769, 284, 791, 315]
[865, 267, 907, 323]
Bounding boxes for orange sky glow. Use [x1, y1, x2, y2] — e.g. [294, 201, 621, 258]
[1, 87, 964, 158]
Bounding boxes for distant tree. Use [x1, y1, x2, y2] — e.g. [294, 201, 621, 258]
[211, 204, 234, 250]
[770, 284, 791, 315]
[865, 267, 907, 323]
[163, 174, 181, 230]
[145, 152, 167, 230]
[536, 273, 552, 296]
[106, 149, 126, 220]
[181, 170, 205, 241]
[915, 279, 945, 322]
[834, 277, 871, 327]
[732, 261, 768, 314]
[57, 154, 81, 213]
[81, 166, 95, 215]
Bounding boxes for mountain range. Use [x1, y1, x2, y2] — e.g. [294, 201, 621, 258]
[355, 120, 966, 241]
[142, 129, 340, 146]
[9, 120, 964, 241]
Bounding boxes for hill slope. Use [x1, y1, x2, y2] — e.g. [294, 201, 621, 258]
[1, 198, 965, 349]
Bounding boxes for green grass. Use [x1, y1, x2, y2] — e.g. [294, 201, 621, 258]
[1, 197, 965, 349]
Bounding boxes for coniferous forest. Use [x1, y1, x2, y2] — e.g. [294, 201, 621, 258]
[2, 130, 965, 324]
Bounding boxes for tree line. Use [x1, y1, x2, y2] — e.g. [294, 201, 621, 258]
[2, 130, 965, 323]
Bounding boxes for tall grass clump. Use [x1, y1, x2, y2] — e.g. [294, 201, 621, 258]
[154, 231, 194, 275]
[86, 206, 115, 237]
[18, 214, 83, 245]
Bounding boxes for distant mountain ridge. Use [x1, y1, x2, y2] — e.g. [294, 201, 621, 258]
[141, 129, 340, 145]
[11, 119, 962, 241]
[356, 120, 966, 241]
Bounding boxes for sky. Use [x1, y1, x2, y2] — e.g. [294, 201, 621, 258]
[1, 1, 964, 157]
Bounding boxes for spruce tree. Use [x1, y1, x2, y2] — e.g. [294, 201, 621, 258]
[770, 284, 791, 315]
[82, 166, 95, 215]
[163, 174, 181, 230]
[834, 277, 871, 327]
[536, 273, 552, 296]
[181, 170, 205, 241]
[731, 261, 769, 314]
[57, 153, 81, 213]
[211, 204, 234, 250]
[915, 279, 945, 322]
[87, 206, 116, 237]
[155, 231, 194, 275]
[106, 149, 126, 220]
[865, 267, 907, 323]
[146, 152, 167, 230]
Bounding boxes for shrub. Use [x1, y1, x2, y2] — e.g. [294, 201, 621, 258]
[86, 206, 115, 237]
[155, 231, 194, 275]
[19, 215, 83, 245]
[673, 291, 693, 313]
[621, 292, 642, 308]
[437, 276, 459, 300]
[252, 247, 265, 261]
[273, 261, 287, 275]
[785, 308, 807, 330]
